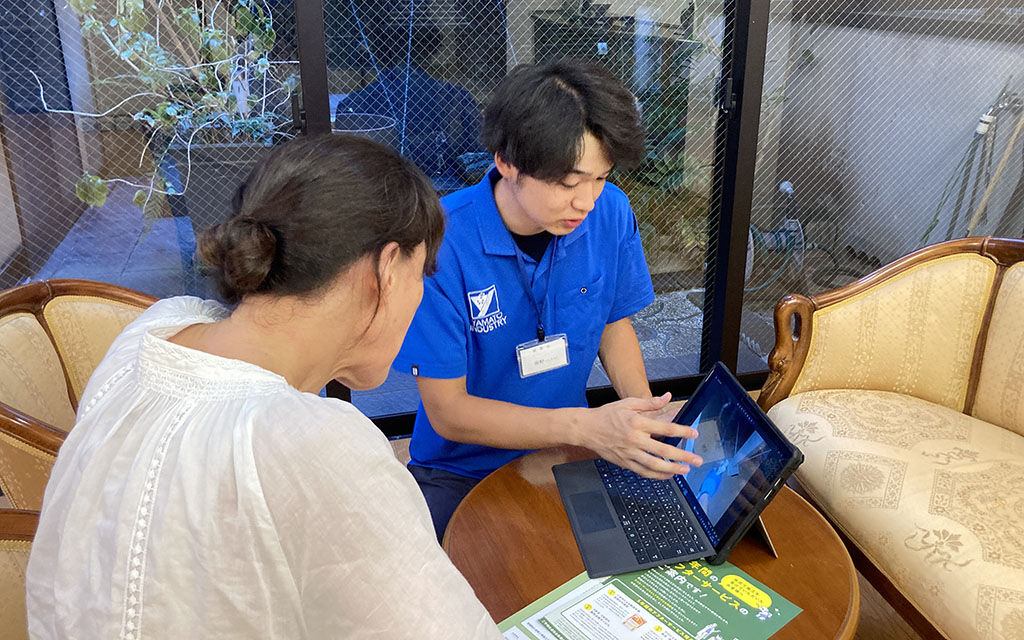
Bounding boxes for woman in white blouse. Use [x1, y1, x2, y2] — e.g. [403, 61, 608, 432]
[26, 135, 502, 639]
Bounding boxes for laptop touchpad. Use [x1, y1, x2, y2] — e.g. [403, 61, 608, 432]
[571, 491, 616, 533]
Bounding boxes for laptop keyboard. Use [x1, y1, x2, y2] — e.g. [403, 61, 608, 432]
[595, 459, 710, 564]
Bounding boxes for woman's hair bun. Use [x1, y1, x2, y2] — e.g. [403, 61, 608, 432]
[197, 217, 277, 302]
[193, 135, 444, 304]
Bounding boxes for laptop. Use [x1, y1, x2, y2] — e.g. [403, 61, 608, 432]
[553, 362, 803, 578]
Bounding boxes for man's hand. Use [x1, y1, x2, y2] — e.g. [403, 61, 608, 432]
[581, 392, 702, 479]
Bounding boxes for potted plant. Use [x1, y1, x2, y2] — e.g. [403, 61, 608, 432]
[619, 64, 715, 283]
[66, 0, 299, 231]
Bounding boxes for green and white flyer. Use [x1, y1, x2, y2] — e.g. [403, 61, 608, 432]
[499, 559, 801, 640]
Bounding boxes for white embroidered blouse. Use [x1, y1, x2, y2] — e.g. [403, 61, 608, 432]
[26, 297, 501, 639]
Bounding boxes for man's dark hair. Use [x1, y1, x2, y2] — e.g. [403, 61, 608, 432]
[198, 134, 444, 304]
[482, 59, 646, 181]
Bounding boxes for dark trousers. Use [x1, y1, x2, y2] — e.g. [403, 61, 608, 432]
[408, 464, 481, 542]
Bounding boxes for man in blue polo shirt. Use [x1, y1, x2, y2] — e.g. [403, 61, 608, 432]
[393, 60, 702, 538]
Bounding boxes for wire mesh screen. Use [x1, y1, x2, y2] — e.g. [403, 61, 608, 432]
[0, 0, 733, 415]
[324, 0, 731, 408]
[0, 0, 299, 297]
[738, 0, 1024, 372]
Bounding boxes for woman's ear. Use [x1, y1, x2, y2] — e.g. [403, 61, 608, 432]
[376, 241, 402, 294]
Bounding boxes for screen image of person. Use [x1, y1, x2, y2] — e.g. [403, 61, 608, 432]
[391, 59, 704, 540]
[25, 135, 502, 639]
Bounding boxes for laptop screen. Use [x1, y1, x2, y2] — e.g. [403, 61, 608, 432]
[666, 365, 789, 548]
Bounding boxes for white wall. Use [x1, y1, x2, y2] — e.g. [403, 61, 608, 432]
[755, 15, 1024, 263]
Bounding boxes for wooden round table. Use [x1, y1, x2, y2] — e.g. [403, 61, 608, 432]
[443, 445, 859, 638]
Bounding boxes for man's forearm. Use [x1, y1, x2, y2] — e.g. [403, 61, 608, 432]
[418, 378, 589, 450]
[598, 317, 652, 399]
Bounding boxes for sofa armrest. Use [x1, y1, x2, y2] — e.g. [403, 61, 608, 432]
[0, 402, 65, 510]
[759, 294, 814, 412]
[0, 404, 64, 457]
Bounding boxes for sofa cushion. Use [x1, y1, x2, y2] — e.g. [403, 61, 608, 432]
[973, 262, 1024, 437]
[768, 389, 1024, 639]
[0, 313, 74, 431]
[790, 254, 995, 411]
[42, 296, 146, 403]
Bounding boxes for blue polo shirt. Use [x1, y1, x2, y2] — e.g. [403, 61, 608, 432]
[392, 168, 655, 479]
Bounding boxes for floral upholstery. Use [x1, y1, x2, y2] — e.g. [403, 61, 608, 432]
[0, 314, 74, 432]
[770, 389, 1024, 639]
[790, 254, 995, 411]
[0, 535, 31, 640]
[973, 263, 1024, 437]
[42, 296, 146, 403]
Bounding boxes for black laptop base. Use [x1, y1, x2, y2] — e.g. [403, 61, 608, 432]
[554, 458, 715, 578]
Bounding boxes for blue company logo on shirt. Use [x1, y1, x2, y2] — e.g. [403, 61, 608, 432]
[467, 285, 507, 333]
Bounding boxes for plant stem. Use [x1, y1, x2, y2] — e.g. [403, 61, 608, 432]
[145, 0, 201, 79]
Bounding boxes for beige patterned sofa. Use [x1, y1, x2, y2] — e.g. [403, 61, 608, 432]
[758, 237, 1024, 640]
[0, 280, 155, 509]
[0, 508, 38, 640]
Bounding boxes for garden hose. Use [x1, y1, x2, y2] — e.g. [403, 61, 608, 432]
[969, 115, 997, 227]
[943, 138, 980, 241]
[746, 225, 862, 291]
[995, 140, 1024, 237]
[968, 104, 1024, 235]
[921, 137, 977, 244]
[743, 243, 793, 292]
[744, 225, 799, 293]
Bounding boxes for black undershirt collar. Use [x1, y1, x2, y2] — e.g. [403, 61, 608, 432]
[511, 230, 553, 262]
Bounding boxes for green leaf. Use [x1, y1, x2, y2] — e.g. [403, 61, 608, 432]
[67, 0, 97, 15]
[234, 6, 258, 35]
[81, 17, 104, 36]
[176, 8, 202, 48]
[254, 27, 276, 53]
[201, 29, 232, 62]
[75, 173, 108, 208]
[122, 9, 148, 33]
[132, 189, 147, 208]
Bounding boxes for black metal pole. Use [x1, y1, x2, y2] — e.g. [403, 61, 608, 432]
[701, 0, 770, 374]
[293, 0, 332, 135]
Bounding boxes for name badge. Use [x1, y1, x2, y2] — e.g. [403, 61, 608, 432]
[516, 333, 570, 378]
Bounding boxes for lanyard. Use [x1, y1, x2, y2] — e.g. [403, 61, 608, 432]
[512, 235, 558, 342]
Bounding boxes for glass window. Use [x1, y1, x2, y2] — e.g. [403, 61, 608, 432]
[740, 2, 1024, 373]
[0, 0, 300, 299]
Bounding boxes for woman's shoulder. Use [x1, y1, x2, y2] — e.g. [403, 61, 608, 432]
[139, 296, 230, 326]
[248, 394, 409, 515]
[111, 296, 229, 348]
[86, 297, 228, 380]
[250, 393, 391, 464]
